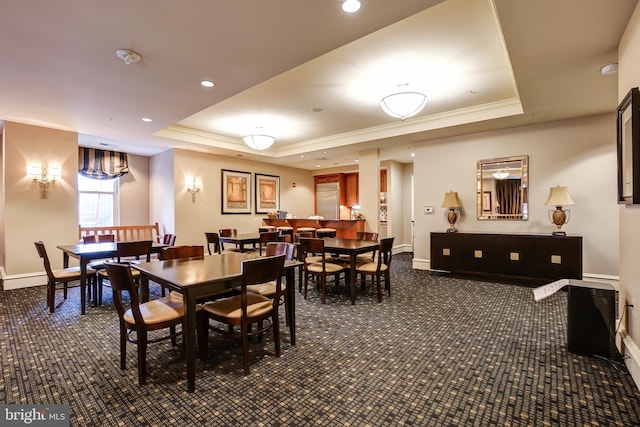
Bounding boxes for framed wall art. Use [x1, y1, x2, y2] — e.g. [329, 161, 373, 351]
[221, 169, 251, 214]
[617, 87, 640, 204]
[482, 191, 492, 212]
[255, 173, 280, 214]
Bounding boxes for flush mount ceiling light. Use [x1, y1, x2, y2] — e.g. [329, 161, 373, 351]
[342, 0, 361, 13]
[116, 49, 141, 65]
[380, 92, 427, 119]
[601, 63, 618, 76]
[243, 134, 275, 151]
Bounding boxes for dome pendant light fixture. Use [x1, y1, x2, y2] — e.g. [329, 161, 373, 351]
[380, 91, 427, 119]
[243, 134, 275, 151]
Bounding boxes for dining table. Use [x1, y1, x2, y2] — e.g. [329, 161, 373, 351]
[321, 238, 380, 305]
[56, 241, 166, 314]
[218, 233, 261, 252]
[132, 252, 301, 393]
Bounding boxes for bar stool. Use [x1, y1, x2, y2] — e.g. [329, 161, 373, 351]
[258, 225, 276, 233]
[297, 227, 317, 234]
[275, 226, 294, 243]
[315, 228, 337, 238]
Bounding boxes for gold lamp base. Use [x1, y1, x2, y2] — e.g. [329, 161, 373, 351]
[551, 206, 567, 236]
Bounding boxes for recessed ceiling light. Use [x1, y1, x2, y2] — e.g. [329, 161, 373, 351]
[300, 155, 305, 158]
[141, 117, 152, 122]
[200, 80, 215, 88]
[316, 164, 321, 168]
[411, 153, 415, 157]
[354, 159, 359, 163]
[342, 0, 361, 13]
[311, 107, 323, 113]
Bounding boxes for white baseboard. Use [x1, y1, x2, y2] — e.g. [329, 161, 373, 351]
[623, 334, 640, 392]
[412, 258, 429, 270]
[1, 267, 46, 290]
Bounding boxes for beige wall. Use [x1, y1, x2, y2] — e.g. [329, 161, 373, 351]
[618, 1, 640, 363]
[152, 149, 315, 247]
[0, 123, 154, 287]
[149, 149, 175, 236]
[2, 121, 79, 277]
[119, 153, 150, 226]
[413, 113, 618, 277]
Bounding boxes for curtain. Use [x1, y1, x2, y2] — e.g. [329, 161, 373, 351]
[78, 147, 129, 179]
[496, 179, 521, 215]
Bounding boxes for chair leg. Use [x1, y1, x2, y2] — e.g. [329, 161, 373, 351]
[273, 313, 281, 357]
[376, 274, 383, 303]
[119, 323, 127, 370]
[138, 329, 148, 385]
[48, 280, 55, 313]
[98, 275, 104, 306]
[321, 275, 327, 304]
[170, 325, 177, 346]
[63, 283, 68, 300]
[241, 320, 250, 375]
[386, 271, 391, 296]
[303, 270, 309, 300]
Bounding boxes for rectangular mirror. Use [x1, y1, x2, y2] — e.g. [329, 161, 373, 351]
[477, 155, 528, 220]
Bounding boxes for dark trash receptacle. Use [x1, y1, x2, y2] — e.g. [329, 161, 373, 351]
[567, 280, 618, 359]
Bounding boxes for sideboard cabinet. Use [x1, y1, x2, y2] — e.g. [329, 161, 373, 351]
[430, 232, 582, 284]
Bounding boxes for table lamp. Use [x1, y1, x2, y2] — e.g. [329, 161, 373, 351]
[441, 191, 462, 233]
[545, 185, 574, 235]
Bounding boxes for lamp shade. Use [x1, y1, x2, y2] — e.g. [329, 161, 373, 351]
[380, 92, 426, 119]
[441, 191, 462, 208]
[545, 186, 574, 206]
[243, 134, 275, 151]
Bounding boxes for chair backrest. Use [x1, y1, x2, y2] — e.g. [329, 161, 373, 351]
[205, 232, 222, 255]
[379, 237, 395, 267]
[299, 238, 327, 264]
[116, 240, 153, 262]
[295, 231, 315, 243]
[159, 245, 204, 261]
[240, 254, 286, 313]
[259, 231, 281, 253]
[162, 234, 176, 246]
[356, 231, 378, 241]
[104, 262, 142, 323]
[83, 234, 116, 243]
[219, 229, 237, 238]
[34, 241, 55, 281]
[265, 242, 295, 260]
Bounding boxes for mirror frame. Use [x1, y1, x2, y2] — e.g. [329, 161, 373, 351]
[477, 155, 529, 221]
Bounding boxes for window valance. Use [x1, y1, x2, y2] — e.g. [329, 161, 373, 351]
[78, 147, 129, 180]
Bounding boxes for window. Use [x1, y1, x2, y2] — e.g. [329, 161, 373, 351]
[78, 175, 119, 226]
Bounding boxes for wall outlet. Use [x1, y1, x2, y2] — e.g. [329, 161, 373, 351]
[424, 206, 434, 214]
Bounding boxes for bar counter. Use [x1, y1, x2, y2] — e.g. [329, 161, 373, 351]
[263, 218, 365, 239]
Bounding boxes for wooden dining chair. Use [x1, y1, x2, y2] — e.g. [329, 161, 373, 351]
[353, 231, 379, 264]
[83, 234, 116, 243]
[238, 242, 295, 324]
[299, 238, 348, 304]
[205, 232, 222, 255]
[34, 241, 97, 313]
[162, 234, 176, 246]
[159, 245, 204, 261]
[104, 262, 205, 385]
[201, 254, 286, 375]
[355, 237, 394, 302]
[218, 228, 239, 252]
[97, 240, 153, 305]
[258, 231, 281, 256]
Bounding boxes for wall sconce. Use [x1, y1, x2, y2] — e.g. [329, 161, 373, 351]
[545, 185, 574, 235]
[28, 165, 61, 198]
[441, 191, 462, 233]
[186, 178, 202, 203]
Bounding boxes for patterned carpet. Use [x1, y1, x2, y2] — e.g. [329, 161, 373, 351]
[1, 253, 639, 426]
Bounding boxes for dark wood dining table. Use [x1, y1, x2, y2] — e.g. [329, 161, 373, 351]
[218, 233, 260, 252]
[322, 238, 379, 305]
[132, 253, 301, 393]
[56, 241, 166, 314]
